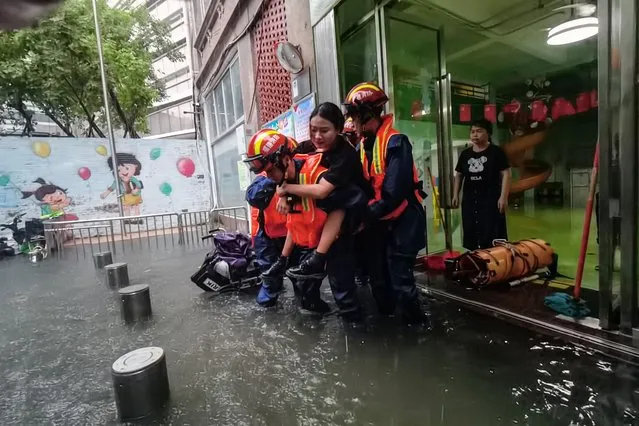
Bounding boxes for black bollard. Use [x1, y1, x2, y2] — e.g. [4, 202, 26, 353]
[105, 262, 130, 289]
[118, 284, 152, 323]
[93, 251, 113, 270]
[111, 347, 170, 422]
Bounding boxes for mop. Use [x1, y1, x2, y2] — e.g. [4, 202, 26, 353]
[544, 143, 598, 318]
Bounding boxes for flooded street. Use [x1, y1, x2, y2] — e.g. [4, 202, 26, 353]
[0, 246, 637, 425]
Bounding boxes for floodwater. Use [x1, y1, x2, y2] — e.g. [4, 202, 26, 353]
[0, 245, 637, 426]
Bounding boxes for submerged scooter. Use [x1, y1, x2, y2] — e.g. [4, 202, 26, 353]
[191, 228, 261, 294]
[0, 235, 15, 258]
[0, 213, 47, 261]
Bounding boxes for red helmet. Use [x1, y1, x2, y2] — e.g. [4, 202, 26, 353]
[342, 117, 360, 147]
[243, 129, 297, 173]
[344, 82, 388, 111]
[343, 117, 356, 134]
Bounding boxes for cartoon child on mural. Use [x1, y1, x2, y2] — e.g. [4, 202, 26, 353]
[21, 178, 79, 221]
[100, 153, 144, 221]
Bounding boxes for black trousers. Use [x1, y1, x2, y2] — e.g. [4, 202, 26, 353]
[361, 204, 425, 319]
[326, 234, 361, 318]
[288, 247, 324, 310]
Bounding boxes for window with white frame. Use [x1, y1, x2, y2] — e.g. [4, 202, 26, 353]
[206, 58, 246, 208]
[207, 59, 244, 138]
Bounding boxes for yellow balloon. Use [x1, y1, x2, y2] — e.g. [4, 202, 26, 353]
[32, 140, 51, 158]
[96, 145, 108, 156]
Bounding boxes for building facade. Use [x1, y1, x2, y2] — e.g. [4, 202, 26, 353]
[308, 0, 638, 338]
[187, 0, 316, 207]
[189, 0, 637, 340]
[110, 0, 196, 139]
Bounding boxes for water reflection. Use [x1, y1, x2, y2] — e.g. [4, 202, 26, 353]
[0, 248, 637, 425]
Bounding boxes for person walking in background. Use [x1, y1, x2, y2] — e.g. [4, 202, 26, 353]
[452, 119, 511, 250]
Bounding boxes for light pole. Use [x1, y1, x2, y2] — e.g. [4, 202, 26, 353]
[91, 0, 125, 219]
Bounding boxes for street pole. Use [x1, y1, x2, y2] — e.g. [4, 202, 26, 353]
[91, 0, 125, 219]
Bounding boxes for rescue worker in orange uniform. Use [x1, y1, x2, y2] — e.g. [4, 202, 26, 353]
[344, 82, 428, 324]
[244, 129, 296, 307]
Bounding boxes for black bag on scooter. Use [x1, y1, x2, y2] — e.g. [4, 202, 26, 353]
[190, 231, 261, 293]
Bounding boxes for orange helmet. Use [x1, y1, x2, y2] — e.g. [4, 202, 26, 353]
[344, 82, 388, 111]
[243, 129, 297, 173]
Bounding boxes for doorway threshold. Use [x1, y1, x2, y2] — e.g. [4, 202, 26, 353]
[416, 272, 639, 363]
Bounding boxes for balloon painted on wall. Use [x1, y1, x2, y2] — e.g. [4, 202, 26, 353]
[150, 147, 162, 160]
[0, 174, 10, 187]
[78, 167, 92, 181]
[159, 182, 173, 197]
[96, 145, 108, 156]
[32, 140, 51, 158]
[176, 157, 195, 178]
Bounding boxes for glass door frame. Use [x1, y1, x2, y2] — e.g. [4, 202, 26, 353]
[333, 0, 462, 254]
[335, 8, 381, 101]
[598, 0, 639, 336]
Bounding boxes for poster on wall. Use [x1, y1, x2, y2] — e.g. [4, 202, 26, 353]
[292, 93, 316, 142]
[262, 110, 295, 138]
[237, 161, 250, 191]
[0, 137, 210, 229]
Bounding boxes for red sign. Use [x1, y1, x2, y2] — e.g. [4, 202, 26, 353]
[484, 104, 497, 123]
[460, 104, 471, 122]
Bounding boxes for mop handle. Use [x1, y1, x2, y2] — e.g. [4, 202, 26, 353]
[574, 143, 599, 299]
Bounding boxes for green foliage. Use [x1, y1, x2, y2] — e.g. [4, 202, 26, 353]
[0, 0, 184, 137]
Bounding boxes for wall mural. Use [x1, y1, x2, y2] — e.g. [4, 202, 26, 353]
[0, 137, 210, 231]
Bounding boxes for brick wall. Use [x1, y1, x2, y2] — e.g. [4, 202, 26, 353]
[252, 0, 293, 125]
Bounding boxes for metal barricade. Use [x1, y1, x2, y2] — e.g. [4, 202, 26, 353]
[43, 207, 249, 260]
[208, 206, 249, 235]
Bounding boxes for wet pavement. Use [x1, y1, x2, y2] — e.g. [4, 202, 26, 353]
[0, 245, 638, 426]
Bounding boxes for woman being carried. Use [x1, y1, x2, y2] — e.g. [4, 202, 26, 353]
[267, 103, 372, 321]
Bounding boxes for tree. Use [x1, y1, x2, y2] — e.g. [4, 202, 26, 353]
[0, 0, 183, 137]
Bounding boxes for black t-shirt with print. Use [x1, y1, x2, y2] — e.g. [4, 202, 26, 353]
[455, 143, 509, 197]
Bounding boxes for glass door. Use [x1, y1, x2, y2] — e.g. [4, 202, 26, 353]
[383, 8, 455, 254]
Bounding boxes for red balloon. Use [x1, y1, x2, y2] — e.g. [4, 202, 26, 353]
[78, 167, 91, 181]
[177, 157, 195, 178]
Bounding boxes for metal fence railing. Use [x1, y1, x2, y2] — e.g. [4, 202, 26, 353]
[44, 206, 249, 260]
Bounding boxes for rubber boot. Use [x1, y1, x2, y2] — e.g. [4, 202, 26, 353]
[286, 251, 326, 280]
[298, 276, 331, 316]
[256, 275, 284, 307]
[262, 256, 287, 278]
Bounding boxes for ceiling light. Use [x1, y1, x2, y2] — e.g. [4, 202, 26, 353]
[547, 17, 598, 45]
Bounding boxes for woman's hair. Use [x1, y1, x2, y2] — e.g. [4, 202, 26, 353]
[108, 152, 142, 175]
[310, 102, 345, 133]
[470, 119, 493, 136]
[21, 178, 67, 201]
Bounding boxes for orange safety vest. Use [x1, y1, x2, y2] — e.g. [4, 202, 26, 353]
[250, 172, 288, 240]
[360, 115, 424, 220]
[286, 153, 328, 248]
